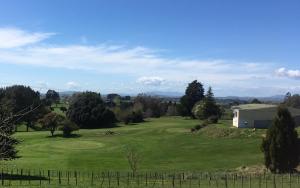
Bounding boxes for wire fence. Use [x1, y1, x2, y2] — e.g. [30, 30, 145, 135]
[1, 168, 300, 187]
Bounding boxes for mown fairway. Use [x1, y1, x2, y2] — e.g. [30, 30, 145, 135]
[5, 117, 265, 172]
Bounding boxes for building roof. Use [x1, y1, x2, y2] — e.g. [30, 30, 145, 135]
[232, 104, 277, 110]
[232, 104, 300, 116]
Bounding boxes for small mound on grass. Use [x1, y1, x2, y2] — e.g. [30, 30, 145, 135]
[199, 125, 265, 138]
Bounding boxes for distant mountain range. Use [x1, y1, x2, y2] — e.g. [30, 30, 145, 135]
[216, 95, 285, 103]
[55, 91, 284, 103]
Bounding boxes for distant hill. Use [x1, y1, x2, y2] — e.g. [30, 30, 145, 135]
[216, 95, 284, 104]
[52, 90, 284, 103]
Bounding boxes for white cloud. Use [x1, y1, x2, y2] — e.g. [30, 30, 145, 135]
[137, 76, 165, 86]
[66, 81, 80, 90]
[0, 27, 53, 48]
[275, 67, 300, 79]
[0, 27, 292, 96]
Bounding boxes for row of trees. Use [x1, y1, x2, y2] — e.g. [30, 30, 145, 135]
[284, 92, 300, 108]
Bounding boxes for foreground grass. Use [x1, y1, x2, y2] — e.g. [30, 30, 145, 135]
[5, 117, 265, 172]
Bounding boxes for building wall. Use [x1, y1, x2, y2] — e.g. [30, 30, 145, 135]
[233, 109, 239, 127]
[234, 107, 300, 128]
[235, 107, 277, 128]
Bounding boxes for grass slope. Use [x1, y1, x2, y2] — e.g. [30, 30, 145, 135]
[6, 117, 265, 172]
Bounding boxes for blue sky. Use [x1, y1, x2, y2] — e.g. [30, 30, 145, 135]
[0, 0, 299, 96]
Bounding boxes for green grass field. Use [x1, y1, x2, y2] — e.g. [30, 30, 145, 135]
[4, 117, 267, 173]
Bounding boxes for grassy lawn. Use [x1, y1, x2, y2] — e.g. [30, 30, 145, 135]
[5, 117, 266, 172]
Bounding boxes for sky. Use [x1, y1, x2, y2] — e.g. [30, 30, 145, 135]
[0, 0, 299, 97]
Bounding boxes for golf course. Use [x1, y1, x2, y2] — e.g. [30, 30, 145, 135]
[5, 117, 267, 173]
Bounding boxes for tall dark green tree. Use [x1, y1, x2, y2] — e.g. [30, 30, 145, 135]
[1, 85, 43, 131]
[45, 90, 60, 106]
[192, 86, 221, 120]
[0, 105, 18, 160]
[261, 106, 299, 173]
[179, 80, 204, 117]
[67, 92, 116, 128]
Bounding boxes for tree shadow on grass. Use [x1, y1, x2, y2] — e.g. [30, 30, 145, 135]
[1, 173, 47, 180]
[46, 133, 82, 138]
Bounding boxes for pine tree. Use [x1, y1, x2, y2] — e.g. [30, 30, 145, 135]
[0, 107, 18, 160]
[261, 106, 299, 173]
[179, 80, 205, 117]
[192, 86, 221, 120]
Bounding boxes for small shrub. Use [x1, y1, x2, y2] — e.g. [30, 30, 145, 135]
[131, 111, 144, 123]
[60, 106, 67, 112]
[123, 110, 144, 124]
[124, 115, 131, 125]
[208, 115, 218, 124]
[60, 119, 79, 137]
[194, 125, 202, 130]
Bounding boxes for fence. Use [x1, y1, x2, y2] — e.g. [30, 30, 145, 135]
[1, 168, 300, 187]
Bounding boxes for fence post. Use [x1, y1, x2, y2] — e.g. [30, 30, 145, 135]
[28, 170, 31, 185]
[241, 175, 244, 188]
[1, 168, 4, 186]
[117, 172, 120, 186]
[75, 171, 77, 186]
[91, 172, 94, 186]
[20, 169, 23, 185]
[39, 170, 42, 186]
[172, 174, 175, 188]
[58, 171, 61, 185]
[48, 170, 50, 184]
[249, 175, 251, 188]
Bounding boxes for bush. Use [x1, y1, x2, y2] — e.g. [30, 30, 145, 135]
[60, 119, 79, 137]
[194, 124, 202, 130]
[60, 106, 67, 112]
[123, 110, 144, 124]
[67, 92, 116, 129]
[208, 115, 218, 124]
[131, 111, 144, 123]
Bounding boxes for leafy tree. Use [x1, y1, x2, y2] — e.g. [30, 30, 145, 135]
[123, 110, 144, 124]
[0, 85, 44, 131]
[45, 90, 60, 106]
[134, 95, 162, 118]
[192, 87, 221, 120]
[60, 119, 79, 137]
[39, 112, 64, 136]
[261, 106, 299, 173]
[179, 80, 205, 117]
[166, 102, 178, 116]
[283, 92, 300, 109]
[0, 101, 41, 160]
[60, 106, 68, 113]
[251, 98, 262, 104]
[67, 92, 116, 128]
[106, 93, 121, 101]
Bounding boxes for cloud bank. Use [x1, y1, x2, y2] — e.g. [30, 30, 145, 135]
[0, 27, 299, 96]
[275, 67, 300, 79]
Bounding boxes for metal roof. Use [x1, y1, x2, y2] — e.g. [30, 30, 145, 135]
[232, 104, 277, 110]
